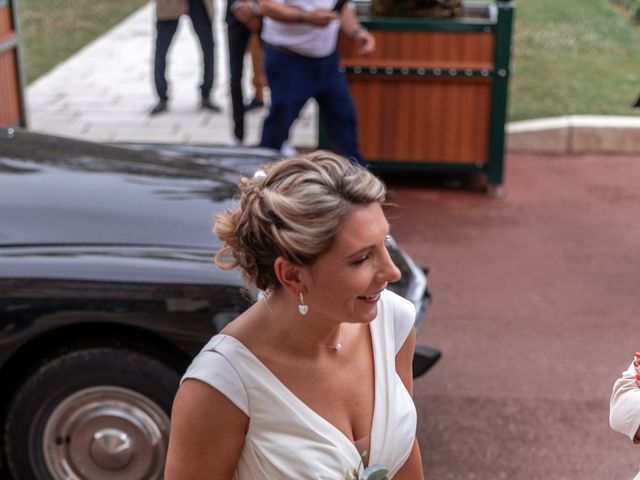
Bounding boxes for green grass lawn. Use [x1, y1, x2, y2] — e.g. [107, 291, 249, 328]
[18, 0, 148, 84]
[16, 0, 640, 120]
[509, 0, 640, 120]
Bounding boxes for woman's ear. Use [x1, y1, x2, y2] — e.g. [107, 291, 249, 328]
[273, 256, 306, 295]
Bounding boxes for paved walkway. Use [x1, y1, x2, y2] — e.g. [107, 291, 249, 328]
[25, 0, 317, 148]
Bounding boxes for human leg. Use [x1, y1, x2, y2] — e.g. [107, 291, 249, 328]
[153, 20, 179, 105]
[260, 48, 313, 151]
[315, 52, 367, 167]
[188, 0, 219, 108]
[227, 23, 251, 142]
[245, 34, 266, 111]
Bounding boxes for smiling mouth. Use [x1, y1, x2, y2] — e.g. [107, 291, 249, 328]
[357, 285, 386, 302]
[358, 292, 381, 302]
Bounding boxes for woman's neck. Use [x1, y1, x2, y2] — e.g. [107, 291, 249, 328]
[261, 290, 344, 352]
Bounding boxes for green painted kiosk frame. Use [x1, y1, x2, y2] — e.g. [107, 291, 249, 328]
[321, 1, 514, 193]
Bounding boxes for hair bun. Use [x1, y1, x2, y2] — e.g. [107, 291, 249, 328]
[213, 152, 386, 291]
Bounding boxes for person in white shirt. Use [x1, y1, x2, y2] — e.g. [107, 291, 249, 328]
[610, 352, 640, 480]
[256, 0, 374, 167]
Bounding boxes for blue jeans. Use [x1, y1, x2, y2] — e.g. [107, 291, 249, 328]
[259, 47, 366, 167]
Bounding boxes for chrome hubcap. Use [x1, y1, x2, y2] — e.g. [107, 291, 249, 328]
[43, 386, 169, 480]
[90, 428, 133, 469]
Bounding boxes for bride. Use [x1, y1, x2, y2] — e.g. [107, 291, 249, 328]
[165, 151, 423, 479]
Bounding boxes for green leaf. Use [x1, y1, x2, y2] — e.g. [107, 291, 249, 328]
[343, 468, 359, 480]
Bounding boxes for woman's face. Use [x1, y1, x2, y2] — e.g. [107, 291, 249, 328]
[302, 202, 401, 325]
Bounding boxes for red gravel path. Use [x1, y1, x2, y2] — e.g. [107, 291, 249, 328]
[383, 153, 640, 480]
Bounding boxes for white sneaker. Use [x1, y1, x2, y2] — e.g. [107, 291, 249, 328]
[228, 137, 243, 147]
[280, 140, 297, 157]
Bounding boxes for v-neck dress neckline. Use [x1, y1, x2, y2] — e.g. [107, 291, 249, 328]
[217, 328, 379, 466]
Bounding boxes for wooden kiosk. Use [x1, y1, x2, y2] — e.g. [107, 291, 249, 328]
[327, 1, 514, 192]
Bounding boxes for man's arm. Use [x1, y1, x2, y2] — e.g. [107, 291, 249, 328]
[232, 0, 262, 32]
[339, 4, 375, 54]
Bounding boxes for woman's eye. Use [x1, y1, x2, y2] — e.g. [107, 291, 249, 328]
[352, 254, 370, 265]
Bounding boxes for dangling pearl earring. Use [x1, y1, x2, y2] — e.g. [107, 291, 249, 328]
[298, 292, 308, 316]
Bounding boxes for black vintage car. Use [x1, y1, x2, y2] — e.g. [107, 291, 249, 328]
[0, 128, 438, 480]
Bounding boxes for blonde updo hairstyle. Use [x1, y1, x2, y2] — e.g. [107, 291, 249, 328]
[214, 151, 386, 291]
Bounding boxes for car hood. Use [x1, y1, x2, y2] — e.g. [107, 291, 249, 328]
[0, 129, 427, 312]
[0, 129, 276, 249]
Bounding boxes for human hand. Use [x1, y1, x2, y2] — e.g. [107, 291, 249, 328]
[232, 1, 254, 22]
[353, 29, 375, 55]
[232, 1, 261, 32]
[304, 9, 339, 26]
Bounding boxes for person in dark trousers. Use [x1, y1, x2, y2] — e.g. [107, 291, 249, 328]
[225, 0, 260, 143]
[257, 0, 374, 167]
[150, 0, 222, 115]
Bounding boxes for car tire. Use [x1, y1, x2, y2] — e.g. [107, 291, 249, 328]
[3, 347, 181, 480]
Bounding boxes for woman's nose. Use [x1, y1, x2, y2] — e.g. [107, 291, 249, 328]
[381, 248, 401, 283]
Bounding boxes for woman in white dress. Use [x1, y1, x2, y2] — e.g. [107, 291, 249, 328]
[165, 151, 423, 479]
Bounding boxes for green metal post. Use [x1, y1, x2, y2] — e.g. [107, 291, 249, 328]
[486, 1, 514, 190]
[14, 0, 28, 127]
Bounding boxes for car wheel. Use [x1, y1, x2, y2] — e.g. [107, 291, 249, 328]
[3, 347, 181, 480]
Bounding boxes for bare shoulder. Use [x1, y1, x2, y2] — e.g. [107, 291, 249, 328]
[172, 378, 248, 420]
[165, 379, 248, 479]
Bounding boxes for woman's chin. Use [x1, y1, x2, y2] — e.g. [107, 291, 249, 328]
[355, 297, 380, 322]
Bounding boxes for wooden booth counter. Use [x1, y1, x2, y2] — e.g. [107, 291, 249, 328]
[0, 0, 27, 128]
[328, 2, 514, 192]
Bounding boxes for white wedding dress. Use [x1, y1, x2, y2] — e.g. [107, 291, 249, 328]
[182, 289, 417, 479]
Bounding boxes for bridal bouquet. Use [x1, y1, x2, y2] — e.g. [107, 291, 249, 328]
[343, 453, 389, 480]
[344, 465, 389, 480]
[343, 464, 388, 480]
